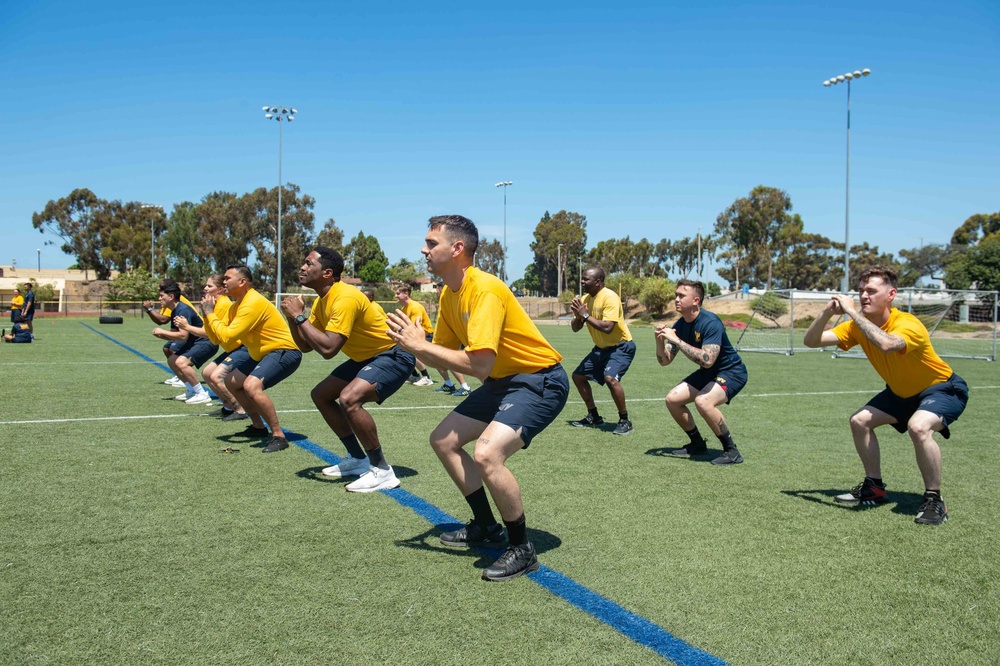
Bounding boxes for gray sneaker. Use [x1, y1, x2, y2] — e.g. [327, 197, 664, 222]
[482, 542, 539, 582]
[612, 419, 634, 435]
[440, 521, 507, 548]
[221, 411, 249, 422]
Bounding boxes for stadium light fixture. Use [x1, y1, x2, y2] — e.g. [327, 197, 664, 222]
[494, 181, 513, 283]
[262, 104, 297, 298]
[823, 68, 872, 292]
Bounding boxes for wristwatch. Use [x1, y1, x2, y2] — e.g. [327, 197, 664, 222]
[294, 313, 308, 326]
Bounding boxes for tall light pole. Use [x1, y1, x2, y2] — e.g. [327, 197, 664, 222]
[263, 105, 297, 297]
[557, 243, 565, 297]
[141, 203, 161, 276]
[37, 248, 41, 272]
[495, 181, 513, 282]
[824, 68, 871, 292]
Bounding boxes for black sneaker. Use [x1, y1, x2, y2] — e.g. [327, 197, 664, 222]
[670, 442, 707, 457]
[237, 424, 270, 438]
[440, 521, 507, 548]
[222, 411, 250, 422]
[570, 414, 605, 427]
[261, 436, 289, 453]
[834, 478, 888, 506]
[612, 419, 634, 436]
[711, 447, 744, 465]
[482, 542, 539, 582]
[207, 407, 232, 417]
[914, 495, 948, 525]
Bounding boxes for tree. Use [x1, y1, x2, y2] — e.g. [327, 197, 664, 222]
[770, 217, 839, 289]
[162, 201, 213, 286]
[527, 210, 587, 296]
[898, 243, 950, 287]
[714, 186, 795, 290]
[749, 292, 789, 326]
[605, 273, 643, 313]
[638, 277, 676, 315]
[31, 188, 114, 279]
[106, 268, 159, 302]
[945, 212, 1000, 291]
[476, 238, 505, 279]
[386, 258, 423, 284]
[243, 184, 316, 292]
[316, 218, 345, 253]
[956, 234, 1000, 292]
[950, 212, 1000, 246]
[359, 259, 387, 283]
[587, 237, 636, 276]
[345, 231, 388, 278]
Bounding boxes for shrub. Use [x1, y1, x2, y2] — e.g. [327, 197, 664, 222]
[748, 292, 788, 326]
[638, 277, 675, 315]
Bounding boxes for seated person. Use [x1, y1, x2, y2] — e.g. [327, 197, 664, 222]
[4, 316, 32, 343]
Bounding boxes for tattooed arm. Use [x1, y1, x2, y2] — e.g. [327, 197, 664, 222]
[831, 294, 906, 353]
[660, 325, 720, 368]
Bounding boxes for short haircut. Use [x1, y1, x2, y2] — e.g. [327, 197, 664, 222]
[676, 279, 705, 302]
[585, 266, 606, 282]
[859, 265, 898, 289]
[362, 289, 375, 301]
[312, 246, 344, 278]
[160, 283, 181, 299]
[225, 264, 253, 283]
[428, 215, 479, 256]
[395, 283, 412, 295]
[159, 278, 179, 291]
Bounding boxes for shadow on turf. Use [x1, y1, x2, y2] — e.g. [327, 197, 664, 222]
[564, 419, 618, 434]
[294, 464, 418, 484]
[781, 488, 926, 515]
[644, 446, 725, 462]
[394, 525, 562, 567]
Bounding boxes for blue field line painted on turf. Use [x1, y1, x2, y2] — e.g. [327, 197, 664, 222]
[85, 326, 726, 664]
[82, 322, 172, 372]
[298, 439, 729, 666]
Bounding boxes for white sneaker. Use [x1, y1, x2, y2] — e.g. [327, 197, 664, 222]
[165, 376, 183, 386]
[175, 391, 195, 401]
[322, 456, 371, 478]
[185, 391, 213, 405]
[413, 376, 434, 387]
[345, 466, 400, 493]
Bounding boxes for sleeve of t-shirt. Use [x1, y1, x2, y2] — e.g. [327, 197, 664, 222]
[890, 315, 929, 355]
[463, 291, 505, 354]
[700, 316, 724, 347]
[207, 300, 260, 347]
[830, 320, 857, 351]
[323, 296, 359, 338]
[596, 292, 622, 322]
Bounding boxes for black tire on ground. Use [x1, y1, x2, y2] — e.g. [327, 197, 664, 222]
[99, 315, 124, 324]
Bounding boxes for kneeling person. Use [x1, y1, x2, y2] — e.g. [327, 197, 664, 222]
[282, 247, 415, 492]
[655, 279, 747, 465]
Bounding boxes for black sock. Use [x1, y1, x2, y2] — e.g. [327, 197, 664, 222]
[420, 369, 430, 378]
[409, 371, 420, 380]
[717, 432, 736, 450]
[367, 446, 388, 469]
[619, 411, 629, 421]
[685, 426, 704, 446]
[465, 487, 496, 527]
[504, 514, 527, 546]
[866, 476, 885, 488]
[588, 406, 600, 418]
[340, 435, 366, 460]
[221, 407, 234, 415]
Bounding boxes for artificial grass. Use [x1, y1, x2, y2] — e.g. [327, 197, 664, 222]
[1, 318, 997, 664]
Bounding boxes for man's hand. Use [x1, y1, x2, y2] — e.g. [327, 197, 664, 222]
[173, 315, 190, 331]
[829, 294, 856, 317]
[385, 309, 426, 353]
[152, 327, 170, 340]
[142, 300, 155, 309]
[201, 294, 216, 313]
[570, 297, 589, 320]
[657, 325, 680, 345]
[280, 295, 306, 318]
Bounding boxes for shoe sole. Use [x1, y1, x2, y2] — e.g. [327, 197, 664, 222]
[481, 559, 540, 582]
[440, 538, 508, 549]
[261, 443, 289, 453]
[613, 429, 634, 436]
[834, 495, 887, 506]
[711, 456, 744, 465]
[345, 478, 400, 493]
[321, 464, 370, 478]
[915, 514, 948, 525]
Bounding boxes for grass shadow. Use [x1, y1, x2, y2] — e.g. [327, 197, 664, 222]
[780, 488, 925, 515]
[395, 525, 562, 568]
[295, 464, 418, 484]
[645, 446, 722, 463]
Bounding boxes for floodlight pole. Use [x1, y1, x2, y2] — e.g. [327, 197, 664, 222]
[824, 69, 871, 292]
[495, 181, 512, 282]
[263, 105, 297, 297]
[141, 203, 161, 276]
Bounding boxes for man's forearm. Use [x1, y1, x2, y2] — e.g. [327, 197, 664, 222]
[850, 312, 906, 352]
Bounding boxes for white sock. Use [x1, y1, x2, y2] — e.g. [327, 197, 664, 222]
[192, 383, 205, 393]
[461, 383, 471, 390]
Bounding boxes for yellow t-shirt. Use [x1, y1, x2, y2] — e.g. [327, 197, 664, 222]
[310, 282, 395, 362]
[203, 294, 243, 352]
[582, 287, 632, 348]
[11, 295, 24, 312]
[435, 267, 562, 379]
[831, 308, 953, 398]
[399, 299, 434, 336]
[204, 288, 296, 361]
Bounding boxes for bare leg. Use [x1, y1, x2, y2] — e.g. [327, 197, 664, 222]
[849, 406, 897, 479]
[429, 411, 488, 494]
[572, 373, 596, 411]
[473, 422, 527, 522]
[605, 376, 627, 415]
[908, 410, 945, 490]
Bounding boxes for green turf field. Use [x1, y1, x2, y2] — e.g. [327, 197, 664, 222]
[2, 318, 997, 665]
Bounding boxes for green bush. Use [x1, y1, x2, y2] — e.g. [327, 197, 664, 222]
[638, 277, 675, 315]
[106, 269, 159, 303]
[748, 292, 789, 325]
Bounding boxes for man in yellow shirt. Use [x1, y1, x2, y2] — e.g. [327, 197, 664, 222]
[569, 266, 636, 435]
[395, 284, 437, 386]
[804, 266, 969, 526]
[202, 265, 303, 454]
[281, 247, 415, 492]
[388, 215, 568, 582]
[10, 288, 24, 323]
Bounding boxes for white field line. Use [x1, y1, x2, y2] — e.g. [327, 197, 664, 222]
[2, 386, 996, 427]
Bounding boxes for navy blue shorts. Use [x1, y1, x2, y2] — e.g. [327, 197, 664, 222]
[23, 309, 34, 321]
[213, 346, 251, 369]
[164, 339, 185, 354]
[683, 363, 749, 404]
[454, 364, 569, 447]
[573, 341, 636, 385]
[331, 347, 416, 404]
[236, 349, 302, 389]
[178, 338, 218, 368]
[867, 374, 968, 439]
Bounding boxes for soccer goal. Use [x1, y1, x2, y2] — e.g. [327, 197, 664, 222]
[733, 289, 805, 355]
[831, 288, 998, 362]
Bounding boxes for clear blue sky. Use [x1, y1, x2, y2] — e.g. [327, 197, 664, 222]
[2, 0, 997, 286]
